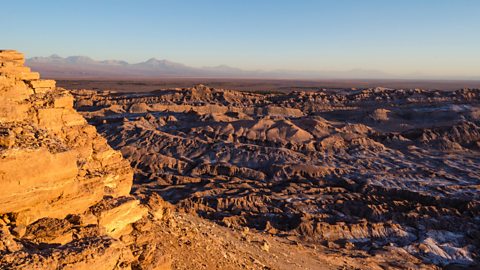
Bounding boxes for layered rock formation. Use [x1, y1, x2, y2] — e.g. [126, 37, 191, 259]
[0, 50, 160, 269]
[0, 49, 133, 226]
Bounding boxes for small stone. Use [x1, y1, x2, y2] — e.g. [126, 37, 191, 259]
[11, 225, 27, 238]
[0, 130, 15, 148]
[261, 240, 270, 252]
[345, 241, 355, 250]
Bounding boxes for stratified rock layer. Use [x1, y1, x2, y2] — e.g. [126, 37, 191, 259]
[0, 50, 133, 225]
[0, 50, 164, 270]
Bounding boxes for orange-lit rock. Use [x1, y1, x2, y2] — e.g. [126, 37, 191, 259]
[0, 50, 159, 270]
[0, 50, 133, 226]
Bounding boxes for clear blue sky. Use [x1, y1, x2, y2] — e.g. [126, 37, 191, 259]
[2, 0, 479, 77]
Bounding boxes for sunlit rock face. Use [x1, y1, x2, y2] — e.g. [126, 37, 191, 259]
[0, 50, 165, 270]
[0, 50, 133, 225]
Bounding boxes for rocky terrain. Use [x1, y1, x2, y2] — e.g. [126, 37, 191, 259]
[2, 49, 479, 269]
[0, 49, 161, 269]
[2, 50, 370, 270]
[70, 83, 480, 269]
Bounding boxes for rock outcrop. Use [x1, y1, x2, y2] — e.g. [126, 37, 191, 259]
[0, 49, 133, 226]
[0, 50, 160, 269]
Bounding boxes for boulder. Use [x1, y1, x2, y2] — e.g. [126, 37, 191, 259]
[90, 197, 148, 238]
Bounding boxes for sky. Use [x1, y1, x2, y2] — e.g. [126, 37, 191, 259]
[2, 0, 480, 78]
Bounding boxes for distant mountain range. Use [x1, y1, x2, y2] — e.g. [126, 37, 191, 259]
[26, 55, 479, 80]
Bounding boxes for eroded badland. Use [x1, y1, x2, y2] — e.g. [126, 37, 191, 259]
[1, 50, 479, 269]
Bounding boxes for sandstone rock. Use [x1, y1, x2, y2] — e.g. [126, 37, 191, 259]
[0, 50, 172, 270]
[90, 197, 148, 238]
[53, 94, 74, 108]
[0, 236, 134, 270]
[0, 128, 15, 148]
[0, 226, 22, 253]
[0, 66, 31, 76]
[23, 218, 73, 245]
[0, 51, 133, 226]
[0, 50, 24, 65]
[17, 71, 40, 81]
[145, 193, 173, 221]
[27, 79, 56, 94]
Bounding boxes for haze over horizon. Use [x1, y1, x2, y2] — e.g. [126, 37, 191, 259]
[2, 0, 480, 79]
